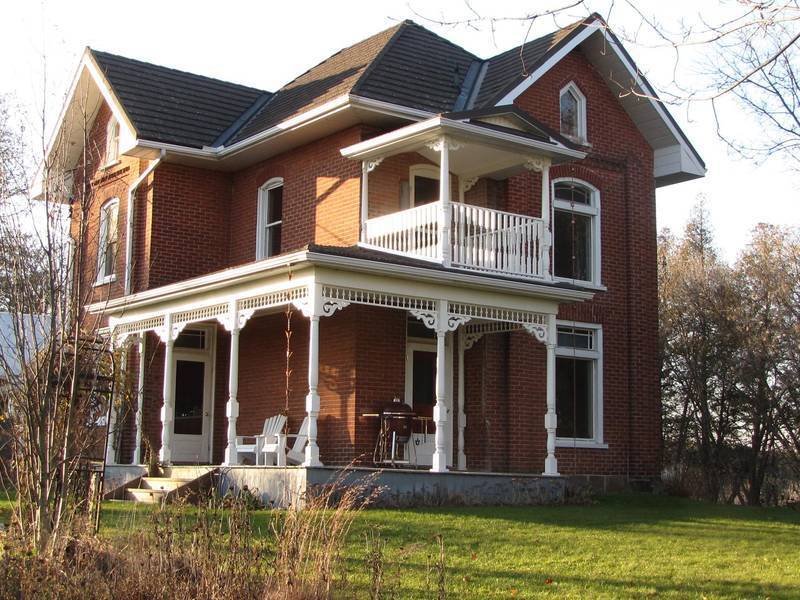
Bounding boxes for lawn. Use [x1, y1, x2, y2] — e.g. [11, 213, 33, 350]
[98, 493, 800, 599]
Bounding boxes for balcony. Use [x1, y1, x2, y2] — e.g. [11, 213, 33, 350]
[340, 109, 587, 282]
[364, 200, 548, 279]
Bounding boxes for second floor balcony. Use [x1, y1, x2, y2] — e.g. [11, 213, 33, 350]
[340, 109, 586, 282]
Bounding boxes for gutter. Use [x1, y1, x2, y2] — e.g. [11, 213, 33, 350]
[124, 149, 164, 295]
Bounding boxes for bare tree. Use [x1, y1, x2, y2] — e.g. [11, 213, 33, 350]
[0, 86, 120, 552]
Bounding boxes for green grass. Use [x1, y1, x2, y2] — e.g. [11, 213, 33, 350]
[25, 494, 800, 598]
[0, 488, 13, 524]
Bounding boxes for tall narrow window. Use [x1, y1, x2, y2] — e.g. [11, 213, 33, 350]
[105, 118, 120, 165]
[552, 180, 600, 285]
[556, 322, 603, 443]
[256, 178, 283, 259]
[97, 198, 119, 282]
[559, 82, 587, 143]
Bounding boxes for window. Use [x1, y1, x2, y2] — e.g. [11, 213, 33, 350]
[559, 82, 587, 143]
[409, 165, 440, 206]
[97, 198, 119, 283]
[256, 178, 283, 259]
[555, 322, 603, 445]
[105, 118, 120, 165]
[552, 179, 601, 285]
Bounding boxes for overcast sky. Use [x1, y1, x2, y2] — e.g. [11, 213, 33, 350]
[2, 0, 797, 262]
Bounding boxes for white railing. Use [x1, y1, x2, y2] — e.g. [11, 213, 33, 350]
[451, 203, 545, 278]
[364, 201, 440, 260]
[364, 201, 548, 279]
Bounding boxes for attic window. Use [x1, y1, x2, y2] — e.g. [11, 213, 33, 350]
[559, 82, 587, 143]
[105, 118, 120, 165]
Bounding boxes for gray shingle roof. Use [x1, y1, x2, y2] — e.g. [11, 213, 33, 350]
[91, 49, 268, 148]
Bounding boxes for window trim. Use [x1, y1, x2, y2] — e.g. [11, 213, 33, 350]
[255, 177, 284, 260]
[551, 178, 602, 287]
[559, 81, 587, 144]
[409, 164, 440, 207]
[554, 320, 605, 448]
[96, 197, 119, 285]
[104, 118, 120, 168]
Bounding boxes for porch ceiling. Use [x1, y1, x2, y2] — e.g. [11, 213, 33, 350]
[340, 116, 586, 180]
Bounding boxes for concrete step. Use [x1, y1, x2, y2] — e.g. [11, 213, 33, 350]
[127, 487, 168, 504]
[140, 477, 192, 492]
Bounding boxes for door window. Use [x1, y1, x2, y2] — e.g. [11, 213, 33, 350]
[174, 360, 205, 435]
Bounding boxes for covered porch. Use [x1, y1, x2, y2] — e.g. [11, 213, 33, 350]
[98, 249, 592, 477]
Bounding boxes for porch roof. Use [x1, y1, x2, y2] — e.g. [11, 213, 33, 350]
[340, 114, 586, 179]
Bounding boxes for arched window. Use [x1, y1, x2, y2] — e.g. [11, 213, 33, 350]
[552, 179, 600, 285]
[559, 82, 587, 143]
[97, 198, 119, 283]
[256, 177, 283, 259]
[105, 118, 120, 165]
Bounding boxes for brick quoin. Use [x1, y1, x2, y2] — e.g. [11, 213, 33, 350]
[94, 47, 661, 481]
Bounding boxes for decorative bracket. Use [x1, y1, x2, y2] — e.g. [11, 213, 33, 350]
[524, 157, 551, 173]
[522, 322, 549, 345]
[409, 309, 437, 330]
[463, 331, 485, 350]
[320, 298, 351, 317]
[425, 137, 462, 153]
[461, 176, 479, 193]
[410, 309, 471, 333]
[365, 157, 384, 173]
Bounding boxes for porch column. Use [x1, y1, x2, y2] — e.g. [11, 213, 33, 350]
[456, 331, 466, 470]
[540, 159, 552, 277]
[159, 314, 176, 465]
[431, 300, 449, 472]
[133, 334, 146, 465]
[544, 314, 559, 476]
[360, 161, 369, 243]
[304, 314, 322, 466]
[437, 137, 451, 267]
[224, 325, 241, 466]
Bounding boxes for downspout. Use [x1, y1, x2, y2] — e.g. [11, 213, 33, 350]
[124, 150, 165, 295]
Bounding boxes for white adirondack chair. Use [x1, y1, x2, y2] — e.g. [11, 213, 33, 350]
[263, 417, 309, 466]
[235, 414, 287, 465]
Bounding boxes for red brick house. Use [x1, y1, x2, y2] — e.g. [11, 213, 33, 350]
[49, 14, 704, 491]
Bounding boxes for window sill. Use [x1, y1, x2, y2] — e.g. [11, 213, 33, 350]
[553, 276, 607, 292]
[94, 275, 116, 287]
[100, 160, 121, 171]
[556, 439, 608, 449]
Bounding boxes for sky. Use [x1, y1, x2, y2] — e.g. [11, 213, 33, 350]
[1, 0, 797, 263]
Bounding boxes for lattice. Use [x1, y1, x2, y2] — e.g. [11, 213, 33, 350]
[322, 286, 436, 312]
[238, 286, 308, 312]
[114, 315, 165, 336]
[173, 303, 228, 325]
[448, 302, 547, 325]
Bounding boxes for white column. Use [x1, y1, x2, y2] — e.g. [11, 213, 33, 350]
[133, 334, 146, 465]
[105, 346, 127, 465]
[431, 301, 449, 472]
[159, 314, 176, 465]
[304, 314, 322, 466]
[360, 161, 369, 243]
[543, 314, 559, 476]
[456, 332, 466, 470]
[541, 161, 552, 277]
[224, 325, 241, 465]
[438, 138, 451, 267]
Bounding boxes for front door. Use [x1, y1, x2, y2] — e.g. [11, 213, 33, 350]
[405, 338, 453, 467]
[171, 327, 214, 463]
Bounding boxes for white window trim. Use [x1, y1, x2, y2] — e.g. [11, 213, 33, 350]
[554, 320, 605, 448]
[409, 164, 440, 207]
[559, 81, 587, 144]
[104, 118, 120, 168]
[96, 197, 119, 285]
[551, 178, 602, 287]
[256, 177, 284, 260]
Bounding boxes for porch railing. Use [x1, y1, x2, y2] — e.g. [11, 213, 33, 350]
[363, 201, 548, 279]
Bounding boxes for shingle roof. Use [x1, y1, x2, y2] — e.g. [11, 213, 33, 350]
[473, 17, 588, 107]
[91, 49, 268, 148]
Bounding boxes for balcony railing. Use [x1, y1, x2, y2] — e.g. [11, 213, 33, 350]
[363, 201, 548, 279]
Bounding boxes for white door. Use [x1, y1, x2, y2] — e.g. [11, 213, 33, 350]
[171, 327, 215, 463]
[404, 336, 453, 467]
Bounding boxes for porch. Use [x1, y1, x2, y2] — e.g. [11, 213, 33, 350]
[98, 250, 593, 478]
